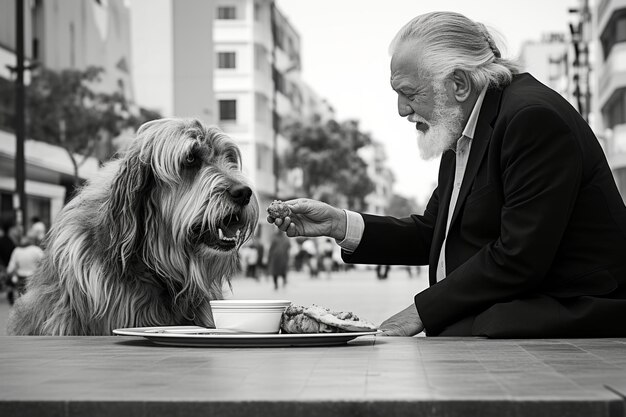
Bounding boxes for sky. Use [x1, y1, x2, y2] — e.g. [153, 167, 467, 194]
[275, 0, 580, 205]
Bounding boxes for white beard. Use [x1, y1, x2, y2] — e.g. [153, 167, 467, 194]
[412, 83, 464, 160]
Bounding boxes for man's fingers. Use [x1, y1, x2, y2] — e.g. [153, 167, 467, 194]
[286, 223, 298, 237]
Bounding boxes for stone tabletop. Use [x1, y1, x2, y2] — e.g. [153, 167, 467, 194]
[1, 335, 625, 417]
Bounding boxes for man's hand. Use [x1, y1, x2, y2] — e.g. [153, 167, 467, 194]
[266, 198, 346, 241]
[379, 304, 424, 336]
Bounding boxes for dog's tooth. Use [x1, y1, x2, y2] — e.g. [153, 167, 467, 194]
[218, 228, 224, 240]
[236, 229, 241, 240]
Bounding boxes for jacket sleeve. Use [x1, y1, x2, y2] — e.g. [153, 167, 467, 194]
[415, 106, 583, 335]
[341, 187, 439, 266]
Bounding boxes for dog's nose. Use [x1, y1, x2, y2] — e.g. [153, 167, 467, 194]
[228, 184, 252, 206]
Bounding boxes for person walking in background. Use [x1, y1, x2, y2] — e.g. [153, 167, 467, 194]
[376, 264, 390, 280]
[319, 237, 334, 279]
[268, 11, 626, 338]
[301, 238, 318, 278]
[243, 238, 262, 280]
[27, 216, 46, 246]
[267, 230, 290, 290]
[0, 223, 16, 296]
[6, 235, 44, 305]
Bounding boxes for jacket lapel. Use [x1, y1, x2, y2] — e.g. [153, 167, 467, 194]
[449, 87, 502, 227]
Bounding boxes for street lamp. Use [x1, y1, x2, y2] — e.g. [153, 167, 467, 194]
[13, 0, 27, 236]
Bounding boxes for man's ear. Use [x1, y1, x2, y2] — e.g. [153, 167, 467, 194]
[451, 69, 472, 102]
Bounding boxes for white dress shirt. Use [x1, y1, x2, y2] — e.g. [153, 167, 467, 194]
[337, 86, 488, 282]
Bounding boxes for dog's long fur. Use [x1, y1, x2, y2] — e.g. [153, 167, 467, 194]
[7, 118, 258, 335]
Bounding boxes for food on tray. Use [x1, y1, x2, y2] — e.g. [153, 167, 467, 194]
[281, 304, 378, 333]
[267, 200, 291, 219]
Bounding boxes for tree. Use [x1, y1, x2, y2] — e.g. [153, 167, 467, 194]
[282, 117, 375, 210]
[386, 193, 422, 218]
[25, 66, 159, 188]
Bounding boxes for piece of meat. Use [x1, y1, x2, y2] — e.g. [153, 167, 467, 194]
[267, 200, 291, 219]
[280, 304, 377, 333]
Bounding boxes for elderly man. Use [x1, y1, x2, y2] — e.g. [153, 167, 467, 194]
[268, 11, 626, 337]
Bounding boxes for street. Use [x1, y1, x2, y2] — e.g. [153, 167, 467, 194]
[0, 266, 428, 336]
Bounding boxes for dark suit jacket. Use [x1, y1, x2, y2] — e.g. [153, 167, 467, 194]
[344, 73, 626, 337]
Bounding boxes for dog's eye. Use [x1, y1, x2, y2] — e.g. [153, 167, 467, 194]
[184, 151, 200, 167]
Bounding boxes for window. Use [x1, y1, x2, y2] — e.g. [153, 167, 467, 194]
[219, 100, 237, 122]
[217, 6, 236, 20]
[217, 52, 236, 69]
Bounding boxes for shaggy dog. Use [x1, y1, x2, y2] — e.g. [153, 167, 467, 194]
[7, 118, 258, 335]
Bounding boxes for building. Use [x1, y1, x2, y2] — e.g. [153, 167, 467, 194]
[519, 33, 571, 102]
[212, 0, 304, 244]
[597, 0, 626, 198]
[0, 0, 132, 230]
[130, 0, 215, 124]
[361, 141, 394, 216]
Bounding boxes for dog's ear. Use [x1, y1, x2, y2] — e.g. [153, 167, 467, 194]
[106, 148, 155, 272]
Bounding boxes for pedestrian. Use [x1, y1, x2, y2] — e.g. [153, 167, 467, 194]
[0, 223, 16, 295]
[27, 216, 46, 246]
[319, 237, 334, 278]
[376, 264, 390, 280]
[301, 238, 318, 278]
[6, 235, 44, 305]
[244, 239, 261, 279]
[268, 11, 626, 338]
[267, 230, 290, 290]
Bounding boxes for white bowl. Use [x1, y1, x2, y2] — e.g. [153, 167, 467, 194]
[209, 300, 291, 309]
[210, 300, 291, 333]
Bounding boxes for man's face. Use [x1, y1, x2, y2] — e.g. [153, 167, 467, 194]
[390, 42, 464, 160]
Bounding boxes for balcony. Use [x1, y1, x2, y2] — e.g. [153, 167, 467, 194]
[598, 43, 626, 108]
[606, 124, 626, 170]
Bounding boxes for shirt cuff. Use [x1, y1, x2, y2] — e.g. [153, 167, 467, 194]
[335, 210, 364, 253]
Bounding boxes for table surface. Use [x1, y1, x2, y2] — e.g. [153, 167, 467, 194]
[1, 335, 625, 417]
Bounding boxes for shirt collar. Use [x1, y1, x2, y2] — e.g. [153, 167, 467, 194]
[461, 86, 488, 140]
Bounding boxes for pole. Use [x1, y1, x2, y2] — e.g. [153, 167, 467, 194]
[15, 0, 27, 236]
[270, 1, 279, 199]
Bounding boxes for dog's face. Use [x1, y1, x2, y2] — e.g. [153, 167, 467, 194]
[107, 118, 259, 297]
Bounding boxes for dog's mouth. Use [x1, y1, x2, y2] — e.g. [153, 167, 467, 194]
[194, 212, 248, 251]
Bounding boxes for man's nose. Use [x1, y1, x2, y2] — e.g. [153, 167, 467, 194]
[397, 96, 413, 117]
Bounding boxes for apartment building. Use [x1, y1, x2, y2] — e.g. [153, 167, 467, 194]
[597, 0, 626, 197]
[361, 141, 394, 216]
[213, 0, 303, 243]
[519, 33, 571, 102]
[130, 0, 215, 124]
[0, 0, 131, 227]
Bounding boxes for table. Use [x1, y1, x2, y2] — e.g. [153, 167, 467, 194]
[1, 335, 625, 417]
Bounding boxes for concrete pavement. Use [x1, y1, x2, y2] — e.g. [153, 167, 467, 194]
[0, 266, 429, 335]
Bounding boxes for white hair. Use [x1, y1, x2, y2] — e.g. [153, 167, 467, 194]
[389, 11, 521, 89]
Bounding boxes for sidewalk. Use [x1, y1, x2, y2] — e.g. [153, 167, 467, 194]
[0, 267, 429, 335]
